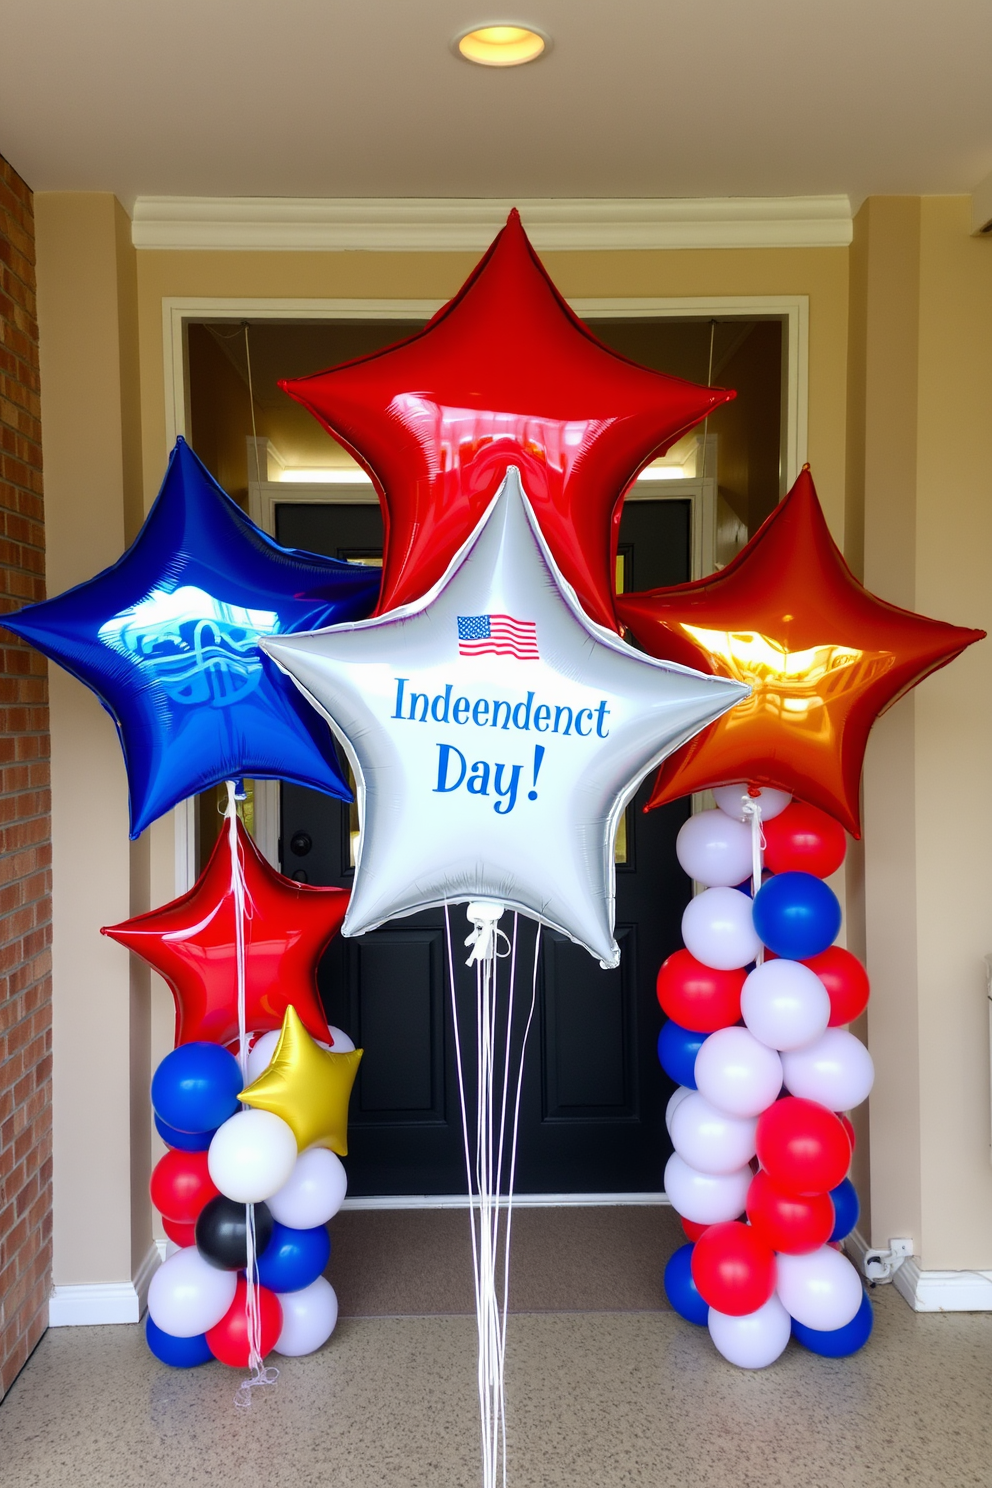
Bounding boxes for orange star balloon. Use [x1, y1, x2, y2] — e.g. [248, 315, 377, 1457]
[281, 209, 731, 632]
[102, 818, 347, 1047]
[616, 467, 984, 836]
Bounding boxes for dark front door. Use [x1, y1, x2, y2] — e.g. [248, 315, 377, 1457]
[277, 497, 690, 1195]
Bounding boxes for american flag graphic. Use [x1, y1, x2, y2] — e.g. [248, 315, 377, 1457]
[457, 614, 540, 661]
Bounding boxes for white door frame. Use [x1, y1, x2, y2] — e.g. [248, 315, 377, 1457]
[163, 293, 808, 891]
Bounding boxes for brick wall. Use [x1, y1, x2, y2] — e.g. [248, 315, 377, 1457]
[0, 153, 52, 1400]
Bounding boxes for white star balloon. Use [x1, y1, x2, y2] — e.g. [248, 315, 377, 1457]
[263, 468, 747, 967]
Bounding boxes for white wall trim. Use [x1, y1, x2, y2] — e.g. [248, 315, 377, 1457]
[341, 1191, 671, 1210]
[48, 1241, 162, 1327]
[846, 1226, 992, 1312]
[134, 195, 853, 253]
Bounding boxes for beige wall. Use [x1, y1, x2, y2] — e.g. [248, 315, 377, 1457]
[43, 197, 992, 1288]
[850, 197, 992, 1268]
[34, 194, 151, 1285]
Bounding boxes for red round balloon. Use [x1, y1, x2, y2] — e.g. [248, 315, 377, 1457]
[756, 1097, 852, 1196]
[206, 1278, 283, 1368]
[803, 945, 870, 1026]
[746, 1169, 834, 1255]
[161, 1216, 197, 1248]
[150, 1149, 219, 1225]
[762, 802, 847, 878]
[839, 1113, 856, 1152]
[682, 1217, 711, 1242]
[656, 950, 745, 1032]
[690, 1221, 776, 1316]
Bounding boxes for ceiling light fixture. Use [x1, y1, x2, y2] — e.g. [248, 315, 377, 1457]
[454, 24, 550, 67]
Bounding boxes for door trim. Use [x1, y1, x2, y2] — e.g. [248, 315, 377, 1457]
[165, 292, 806, 892]
[340, 1191, 671, 1210]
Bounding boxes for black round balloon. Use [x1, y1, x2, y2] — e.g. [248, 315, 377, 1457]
[195, 1197, 274, 1271]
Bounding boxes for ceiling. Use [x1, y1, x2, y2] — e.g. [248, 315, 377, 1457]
[1, 0, 990, 206]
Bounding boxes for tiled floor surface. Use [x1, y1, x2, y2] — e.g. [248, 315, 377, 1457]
[1, 1287, 990, 1488]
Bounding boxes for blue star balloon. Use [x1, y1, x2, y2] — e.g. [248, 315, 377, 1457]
[5, 438, 380, 836]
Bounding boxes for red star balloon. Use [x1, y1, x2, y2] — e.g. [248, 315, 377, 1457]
[616, 466, 984, 836]
[281, 210, 731, 631]
[102, 818, 346, 1047]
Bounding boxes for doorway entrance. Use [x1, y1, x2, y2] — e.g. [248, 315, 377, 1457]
[274, 495, 691, 1197]
[183, 308, 788, 1197]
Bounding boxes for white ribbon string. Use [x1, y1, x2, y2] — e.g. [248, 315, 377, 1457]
[225, 781, 278, 1409]
[740, 792, 766, 966]
[445, 902, 539, 1488]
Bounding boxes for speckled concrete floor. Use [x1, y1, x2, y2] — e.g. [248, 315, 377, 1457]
[1, 1287, 990, 1488]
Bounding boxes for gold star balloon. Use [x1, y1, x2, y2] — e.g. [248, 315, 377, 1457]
[239, 1005, 362, 1154]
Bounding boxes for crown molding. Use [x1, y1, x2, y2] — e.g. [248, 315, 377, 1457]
[132, 195, 852, 253]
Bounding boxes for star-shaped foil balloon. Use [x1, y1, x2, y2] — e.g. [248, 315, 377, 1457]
[5, 438, 381, 836]
[281, 210, 731, 632]
[239, 1005, 362, 1154]
[616, 466, 984, 836]
[262, 467, 747, 967]
[102, 816, 348, 1048]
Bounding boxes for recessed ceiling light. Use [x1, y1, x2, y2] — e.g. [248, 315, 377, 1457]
[454, 24, 550, 67]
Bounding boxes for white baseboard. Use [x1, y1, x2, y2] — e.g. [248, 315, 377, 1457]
[846, 1226, 992, 1312]
[48, 1241, 163, 1327]
[893, 1256, 992, 1312]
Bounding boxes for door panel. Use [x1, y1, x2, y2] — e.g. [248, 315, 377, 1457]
[276, 497, 687, 1195]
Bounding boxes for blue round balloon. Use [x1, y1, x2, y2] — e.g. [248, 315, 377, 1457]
[154, 1112, 215, 1152]
[752, 871, 841, 960]
[151, 1042, 243, 1134]
[663, 1243, 709, 1326]
[792, 1290, 873, 1357]
[256, 1220, 332, 1294]
[657, 1020, 707, 1089]
[145, 1314, 214, 1368]
[829, 1177, 860, 1242]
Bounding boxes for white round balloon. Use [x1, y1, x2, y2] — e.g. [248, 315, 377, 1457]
[267, 1147, 348, 1229]
[682, 887, 761, 971]
[245, 1029, 280, 1085]
[274, 1276, 339, 1357]
[777, 1246, 864, 1331]
[676, 809, 753, 888]
[670, 1091, 758, 1175]
[740, 959, 831, 1052]
[694, 1026, 783, 1118]
[708, 1294, 792, 1369]
[665, 1084, 692, 1136]
[328, 1025, 356, 1053]
[147, 1247, 237, 1338]
[782, 1028, 875, 1110]
[713, 783, 791, 823]
[663, 1152, 752, 1225]
[208, 1108, 298, 1204]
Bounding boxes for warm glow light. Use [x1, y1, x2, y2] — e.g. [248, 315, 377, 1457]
[279, 468, 373, 483]
[636, 467, 687, 481]
[455, 24, 548, 66]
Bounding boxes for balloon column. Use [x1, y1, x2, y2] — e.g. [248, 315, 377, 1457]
[639, 467, 982, 1368]
[144, 993, 358, 1370]
[659, 786, 872, 1367]
[116, 799, 361, 1377]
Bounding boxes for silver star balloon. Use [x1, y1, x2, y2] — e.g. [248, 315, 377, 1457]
[262, 469, 748, 967]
